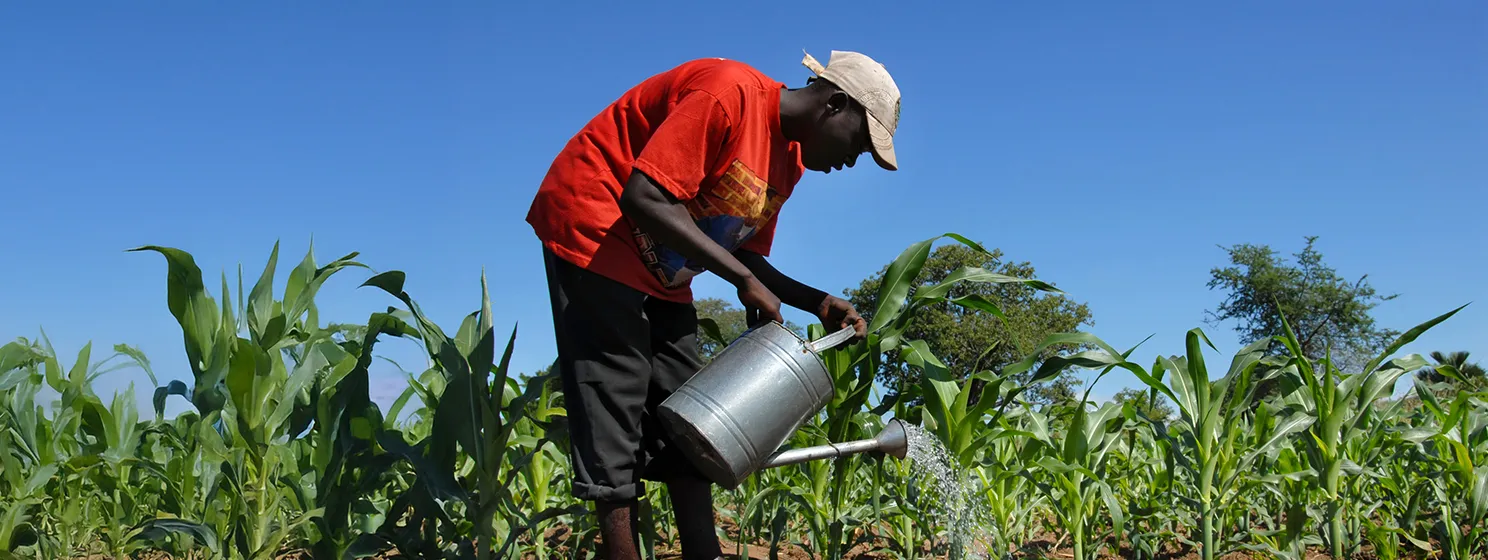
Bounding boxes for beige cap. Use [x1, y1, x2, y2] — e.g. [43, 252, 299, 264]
[802, 49, 901, 171]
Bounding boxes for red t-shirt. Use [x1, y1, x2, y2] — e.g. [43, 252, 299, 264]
[527, 58, 805, 303]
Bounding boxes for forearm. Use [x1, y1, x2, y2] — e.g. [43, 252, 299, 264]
[735, 250, 828, 313]
[619, 171, 756, 287]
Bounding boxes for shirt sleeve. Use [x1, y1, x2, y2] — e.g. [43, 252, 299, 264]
[631, 90, 733, 201]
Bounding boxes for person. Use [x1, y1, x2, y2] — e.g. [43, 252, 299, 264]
[525, 49, 902, 560]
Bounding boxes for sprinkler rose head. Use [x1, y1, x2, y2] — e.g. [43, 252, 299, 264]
[874, 419, 910, 460]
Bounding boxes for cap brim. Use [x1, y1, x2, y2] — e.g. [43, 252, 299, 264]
[867, 116, 897, 171]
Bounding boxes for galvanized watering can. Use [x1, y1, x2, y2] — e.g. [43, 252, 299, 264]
[658, 321, 910, 489]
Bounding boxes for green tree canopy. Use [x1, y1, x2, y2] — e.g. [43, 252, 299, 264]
[1205, 236, 1399, 374]
[844, 244, 1094, 407]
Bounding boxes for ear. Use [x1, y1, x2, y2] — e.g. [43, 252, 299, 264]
[826, 91, 850, 115]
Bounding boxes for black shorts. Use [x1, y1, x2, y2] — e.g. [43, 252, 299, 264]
[542, 247, 708, 502]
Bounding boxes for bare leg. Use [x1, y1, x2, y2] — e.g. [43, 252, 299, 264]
[668, 478, 722, 560]
[597, 500, 642, 560]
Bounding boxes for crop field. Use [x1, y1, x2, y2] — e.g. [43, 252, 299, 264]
[1, 235, 1483, 560]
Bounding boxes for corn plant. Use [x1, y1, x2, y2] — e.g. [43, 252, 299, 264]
[1022, 397, 1126, 560]
[798, 324, 884, 559]
[1271, 304, 1466, 558]
[506, 369, 569, 558]
[358, 269, 587, 558]
[132, 242, 396, 559]
[8, 234, 1486, 560]
[974, 405, 1048, 557]
[1121, 330, 1313, 560]
[1409, 379, 1487, 557]
[1107, 400, 1184, 560]
[1009, 333, 1154, 560]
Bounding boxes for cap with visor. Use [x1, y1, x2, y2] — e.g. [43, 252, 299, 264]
[801, 49, 902, 171]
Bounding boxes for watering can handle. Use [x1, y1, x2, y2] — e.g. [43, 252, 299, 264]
[806, 326, 857, 353]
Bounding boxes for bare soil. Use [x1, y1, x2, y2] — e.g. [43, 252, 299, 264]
[72, 513, 1451, 560]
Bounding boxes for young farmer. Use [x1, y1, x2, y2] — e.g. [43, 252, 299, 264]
[526, 50, 901, 560]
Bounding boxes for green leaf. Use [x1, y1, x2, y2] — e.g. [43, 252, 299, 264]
[697, 317, 728, 347]
[128, 246, 220, 377]
[1001, 332, 1127, 378]
[1062, 404, 1090, 465]
[1358, 355, 1427, 410]
[913, 266, 1061, 301]
[941, 233, 992, 255]
[1165, 355, 1199, 425]
[1258, 468, 1316, 484]
[945, 294, 1007, 321]
[454, 311, 481, 360]
[247, 241, 280, 346]
[1255, 414, 1314, 456]
[868, 237, 934, 333]
[266, 343, 327, 437]
[0, 341, 42, 376]
[1185, 329, 1214, 420]
[1127, 356, 1177, 406]
[109, 343, 158, 387]
[225, 337, 274, 443]
[468, 270, 498, 395]
[1362, 304, 1467, 376]
[1100, 480, 1125, 549]
[131, 518, 220, 554]
[20, 464, 56, 497]
[903, 340, 955, 436]
[66, 342, 91, 391]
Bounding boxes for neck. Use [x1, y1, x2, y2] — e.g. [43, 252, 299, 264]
[778, 87, 817, 143]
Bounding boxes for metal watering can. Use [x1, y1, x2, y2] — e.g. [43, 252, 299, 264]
[658, 321, 910, 489]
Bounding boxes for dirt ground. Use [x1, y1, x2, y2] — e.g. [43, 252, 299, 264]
[544, 512, 1397, 560]
[69, 512, 1432, 560]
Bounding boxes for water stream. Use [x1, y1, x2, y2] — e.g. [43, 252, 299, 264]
[902, 423, 992, 560]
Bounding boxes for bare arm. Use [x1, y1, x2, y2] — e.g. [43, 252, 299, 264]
[619, 170, 784, 324]
[619, 170, 755, 286]
[734, 250, 828, 313]
[736, 249, 867, 340]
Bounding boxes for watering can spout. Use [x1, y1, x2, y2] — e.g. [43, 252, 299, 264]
[757, 419, 911, 470]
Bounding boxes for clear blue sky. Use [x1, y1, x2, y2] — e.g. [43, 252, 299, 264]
[3, 2, 1483, 417]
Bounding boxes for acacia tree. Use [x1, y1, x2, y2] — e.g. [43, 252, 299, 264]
[1205, 235, 1399, 375]
[844, 244, 1094, 407]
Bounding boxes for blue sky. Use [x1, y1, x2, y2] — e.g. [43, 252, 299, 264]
[3, 2, 1483, 417]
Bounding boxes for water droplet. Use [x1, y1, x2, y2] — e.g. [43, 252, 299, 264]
[902, 423, 993, 559]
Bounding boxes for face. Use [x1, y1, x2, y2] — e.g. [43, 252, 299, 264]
[798, 92, 872, 174]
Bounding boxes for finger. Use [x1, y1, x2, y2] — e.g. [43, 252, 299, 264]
[845, 310, 861, 325]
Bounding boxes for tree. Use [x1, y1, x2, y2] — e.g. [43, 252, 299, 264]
[1414, 350, 1487, 396]
[845, 244, 1095, 408]
[1112, 387, 1174, 423]
[693, 297, 803, 363]
[1205, 236, 1399, 375]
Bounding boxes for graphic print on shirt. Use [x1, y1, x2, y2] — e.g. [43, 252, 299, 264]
[634, 159, 785, 288]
